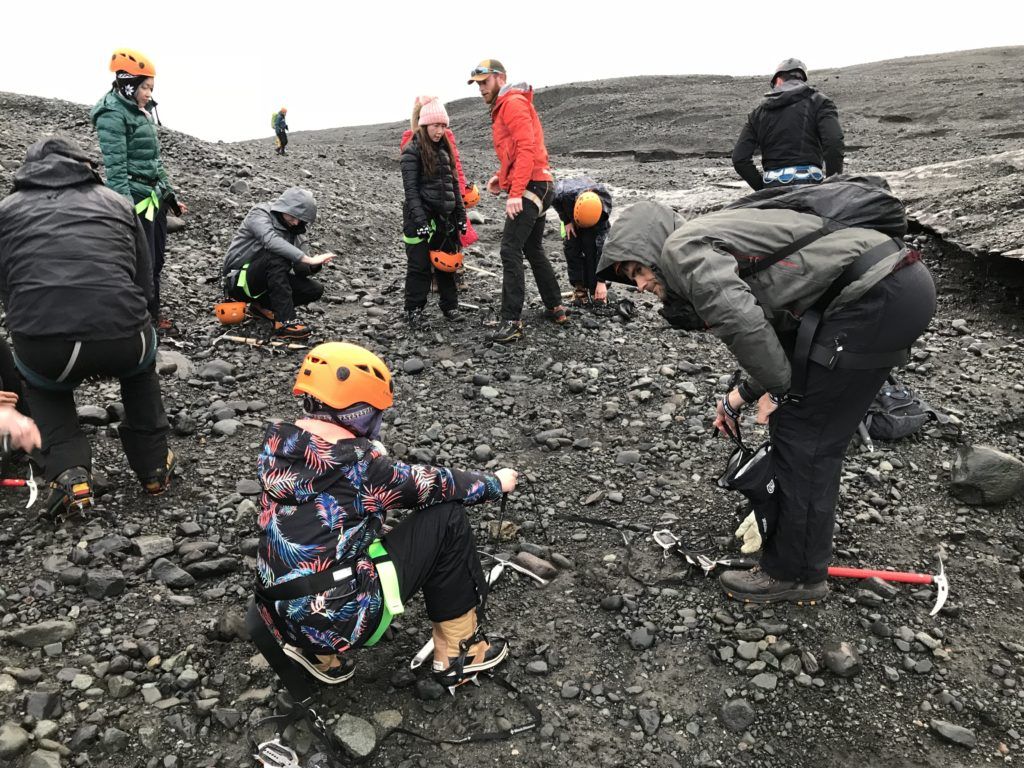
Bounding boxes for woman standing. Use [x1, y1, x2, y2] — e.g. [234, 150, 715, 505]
[91, 48, 184, 330]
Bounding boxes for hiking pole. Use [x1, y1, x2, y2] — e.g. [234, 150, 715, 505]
[0, 465, 38, 508]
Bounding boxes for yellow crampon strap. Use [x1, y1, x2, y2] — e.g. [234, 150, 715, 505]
[134, 190, 160, 222]
[363, 538, 403, 647]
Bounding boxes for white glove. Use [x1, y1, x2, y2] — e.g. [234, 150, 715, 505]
[735, 512, 762, 554]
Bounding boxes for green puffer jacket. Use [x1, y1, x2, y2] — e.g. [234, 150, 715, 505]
[90, 90, 173, 204]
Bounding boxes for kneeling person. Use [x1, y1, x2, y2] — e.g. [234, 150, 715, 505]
[552, 178, 612, 307]
[222, 187, 333, 339]
[253, 342, 514, 687]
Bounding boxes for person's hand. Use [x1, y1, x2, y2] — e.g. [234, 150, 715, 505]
[494, 468, 518, 493]
[486, 175, 501, 195]
[0, 391, 18, 407]
[177, 201, 189, 215]
[458, 219, 468, 235]
[564, 222, 576, 239]
[505, 197, 523, 219]
[713, 388, 744, 438]
[305, 252, 335, 267]
[756, 393, 779, 424]
[0, 406, 41, 452]
[735, 511, 762, 554]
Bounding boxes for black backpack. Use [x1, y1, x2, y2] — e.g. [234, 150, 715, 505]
[863, 378, 957, 441]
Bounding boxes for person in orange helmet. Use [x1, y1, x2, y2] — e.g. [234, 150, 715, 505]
[249, 342, 517, 689]
[273, 107, 289, 155]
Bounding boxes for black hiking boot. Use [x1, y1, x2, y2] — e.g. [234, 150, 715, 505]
[442, 308, 464, 323]
[406, 308, 427, 330]
[44, 467, 94, 518]
[719, 566, 828, 605]
[140, 450, 176, 496]
[283, 645, 356, 685]
[487, 320, 523, 343]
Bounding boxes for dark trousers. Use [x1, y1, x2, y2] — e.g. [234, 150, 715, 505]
[385, 501, 485, 623]
[404, 241, 457, 312]
[499, 181, 563, 320]
[233, 252, 324, 323]
[762, 261, 936, 582]
[12, 328, 169, 482]
[138, 207, 168, 321]
[276, 131, 288, 153]
[564, 221, 609, 291]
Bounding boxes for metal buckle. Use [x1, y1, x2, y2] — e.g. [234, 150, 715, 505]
[254, 738, 301, 768]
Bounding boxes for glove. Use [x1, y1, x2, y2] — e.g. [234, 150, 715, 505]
[735, 511, 762, 554]
[458, 219, 468, 235]
[414, 225, 430, 239]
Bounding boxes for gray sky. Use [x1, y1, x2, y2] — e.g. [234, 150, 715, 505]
[1, 0, 1018, 142]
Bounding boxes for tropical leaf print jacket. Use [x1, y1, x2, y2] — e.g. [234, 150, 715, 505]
[255, 421, 503, 653]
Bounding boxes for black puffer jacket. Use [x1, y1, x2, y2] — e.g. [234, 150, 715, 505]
[400, 133, 465, 237]
[732, 82, 845, 191]
[552, 177, 613, 227]
[0, 138, 153, 340]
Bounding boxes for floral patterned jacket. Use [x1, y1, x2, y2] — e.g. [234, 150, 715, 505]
[255, 421, 502, 653]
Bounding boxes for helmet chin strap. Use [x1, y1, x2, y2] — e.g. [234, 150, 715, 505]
[301, 396, 383, 440]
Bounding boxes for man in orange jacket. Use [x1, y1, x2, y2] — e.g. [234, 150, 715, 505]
[469, 59, 567, 343]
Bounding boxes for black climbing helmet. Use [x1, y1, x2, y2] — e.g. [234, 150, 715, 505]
[771, 58, 808, 86]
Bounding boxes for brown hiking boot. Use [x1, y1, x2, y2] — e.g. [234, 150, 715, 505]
[431, 609, 509, 689]
[547, 305, 569, 324]
[719, 566, 828, 605]
[273, 321, 311, 339]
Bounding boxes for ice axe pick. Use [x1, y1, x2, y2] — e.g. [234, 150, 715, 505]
[0, 465, 38, 508]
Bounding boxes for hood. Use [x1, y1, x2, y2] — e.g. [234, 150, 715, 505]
[13, 137, 101, 190]
[270, 187, 317, 225]
[90, 88, 141, 123]
[492, 82, 533, 114]
[761, 80, 813, 109]
[595, 201, 685, 284]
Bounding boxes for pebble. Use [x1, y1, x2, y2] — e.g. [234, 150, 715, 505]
[615, 450, 641, 465]
[0, 723, 30, 759]
[403, 357, 425, 374]
[6, 620, 76, 649]
[750, 673, 778, 690]
[151, 558, 196, 589]
[719, 699, 756, 732]
[332, 714, 376, 758]
[823, 640, 862, 678]
[629, 626, 655, 651]
[929, 719, 977, 748]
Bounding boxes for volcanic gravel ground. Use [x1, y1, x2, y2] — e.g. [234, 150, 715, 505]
[1, 50, 1023, 768]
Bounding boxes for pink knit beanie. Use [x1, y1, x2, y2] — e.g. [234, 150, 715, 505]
[417, 96, 449, 127]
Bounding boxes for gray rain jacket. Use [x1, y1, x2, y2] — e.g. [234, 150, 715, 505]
[596, 201, 905, 394]
[222, 187, 317, 276]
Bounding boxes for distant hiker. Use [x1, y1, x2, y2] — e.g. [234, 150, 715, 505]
[468, 59, 567, 342]
[401, 96, 479, 250]
[273, 107, 289, 155]
[91, 48, 185, 332]
[222, 187, 332, 339]
[597, 184, 934, 605]
[732, 58, 845, 191]
[0, 138, 174, 517]
[250, 342, 514, 688]
[399, 96, 467, 328]
[552, 178, 613, 307]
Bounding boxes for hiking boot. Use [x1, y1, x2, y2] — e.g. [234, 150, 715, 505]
[431, 610, 509, 689]
[156, 316, 173, 332]
[406, 308, 427, 330]
[44, 467, 94, 518]
[247, 302, 275, 322]
[569, 286, 590, 308]
[442, 308, 464, 323]
[140, 450, 176, 495]
[719, 566, 828, 605]
[487, 320, 523, 344]
[283, 645, 356, 685]
[547, 305, 570, 324]
[273, 321, 311, 339]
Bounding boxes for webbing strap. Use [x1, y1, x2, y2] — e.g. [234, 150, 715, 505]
[368, 539, 403, 616]
[134, 190, 160, 222]
[402, 219, 436, 246]
[237, 262, 265, 300]
[738, 224, 836, 279]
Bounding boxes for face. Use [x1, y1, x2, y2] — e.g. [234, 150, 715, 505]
[426, 123, 446, 142]
[477, 74, 503, 105]
[621, 262, 666, 300]
[281, 213, 301, 227]
[136, 78, 154, 107]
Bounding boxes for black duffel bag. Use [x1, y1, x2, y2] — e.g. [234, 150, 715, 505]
[717, 427, 780, 539]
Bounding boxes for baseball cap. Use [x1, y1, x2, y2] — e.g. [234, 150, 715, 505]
[467, 59, 506, 84]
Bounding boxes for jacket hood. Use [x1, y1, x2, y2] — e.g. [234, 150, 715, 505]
[13, 138, 101, 190]
[596, 201, 685, 284]
[270, 187, 317, 225]
[493, 82, 533, 113]
[761, 80, 814, 109]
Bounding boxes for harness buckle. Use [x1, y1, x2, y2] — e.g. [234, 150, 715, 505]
[827, 344, 843, 369]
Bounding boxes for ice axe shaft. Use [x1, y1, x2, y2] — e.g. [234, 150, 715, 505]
[827, 566, 931, 584]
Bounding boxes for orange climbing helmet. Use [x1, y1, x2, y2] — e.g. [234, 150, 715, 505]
[462, 184, 480, 208]
[293, 342, 394, 411]
[573, 191, 604, 228]
[214, 301, 247, 325]
[109, 48, 156, 77]
[430, 250, 464, 273]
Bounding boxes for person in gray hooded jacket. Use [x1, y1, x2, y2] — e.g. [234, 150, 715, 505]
[596, 196, 934, 604]
[222, 187, 334, 339]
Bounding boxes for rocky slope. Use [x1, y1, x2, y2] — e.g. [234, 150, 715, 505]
[0, 45, 1023, 768]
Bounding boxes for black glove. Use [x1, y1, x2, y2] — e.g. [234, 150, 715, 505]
[458, 219, 468, 235]
[415, 224, 430, 239]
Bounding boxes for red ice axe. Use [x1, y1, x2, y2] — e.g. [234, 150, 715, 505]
[827, 558, 948, 616]
[0, 465, 38, 508]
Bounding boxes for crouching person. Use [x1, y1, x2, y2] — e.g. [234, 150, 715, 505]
[552, 178, 613, 307]
[0, 138, 172, 516]
[222, 187, 333, 340]
[252, 342, 515, 689]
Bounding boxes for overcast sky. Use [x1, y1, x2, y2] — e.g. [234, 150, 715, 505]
[0, 1, 1018, 143]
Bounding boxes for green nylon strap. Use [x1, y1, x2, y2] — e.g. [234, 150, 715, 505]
[134, 190, 160, 222]
[237, 262, 265, 300]
[560, 221, 566, 239]
[363, 539, 403, 648]
[400, 219, 436, 246]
